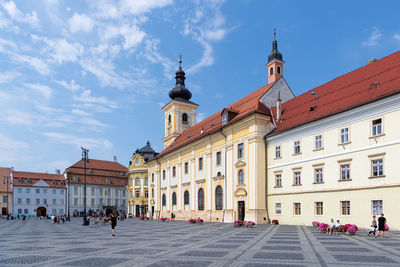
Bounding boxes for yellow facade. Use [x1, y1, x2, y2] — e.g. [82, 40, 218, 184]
[266, 94, 400, 229]
[127, 154, 149, 217]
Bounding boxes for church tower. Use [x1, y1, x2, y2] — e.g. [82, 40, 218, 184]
[267, 29, 284, 85]
[162, 57, 198, 148]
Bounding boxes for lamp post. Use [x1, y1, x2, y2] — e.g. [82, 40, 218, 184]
[3, 176, 9, 219]
[81, 147, 89, 226]
[66, 177, 70, 221]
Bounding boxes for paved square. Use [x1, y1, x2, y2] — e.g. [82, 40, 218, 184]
[0, 218, 400, 266]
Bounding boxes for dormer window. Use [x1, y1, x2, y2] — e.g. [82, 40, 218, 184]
[60, 181, 65, 185]
[222, 112, 228, 125]
[52, 181, 56, 185]
[73, 176, 79, 181]
[26, 179, 31, 184]
[182, 113, 188, 124]
[221, 108, 239, 125]
[106, 177, 111, 184]
[18, 179, 22, 183]
[88, 169, 93, 173]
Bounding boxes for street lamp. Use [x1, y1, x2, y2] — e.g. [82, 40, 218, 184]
[3, 176, 9, 219]
[66, 177, 70, 221]
[81, 147, 89, 226]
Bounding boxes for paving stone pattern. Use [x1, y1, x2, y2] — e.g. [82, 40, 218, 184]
[0, 218, 400, 266]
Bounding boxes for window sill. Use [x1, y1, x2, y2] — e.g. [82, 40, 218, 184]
[274, 186, 282, 188]
[292, 153, 302, 156]
[369, 134, 385, 139]
[338, 179, 352, 182]
[313, 182, 324, 184]
[274, 157, 282, 160]
[313, 148, 324, 152]
[338, 142, 352, 146]
[369, 175, 385, 179]
[292, 184, 302, 186]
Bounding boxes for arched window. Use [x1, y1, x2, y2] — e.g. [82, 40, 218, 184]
[215, 186, 223, 210]
[172, 192, 177, 205]
[198, 188, 204, 210]
[182, 113, 188, 124]
[238, 170, 244, 185]
[184, 191, 189, 205]
[277, 65, 281, 74]
[270, 67, 273, 75]
[168, 114, 171, 124]
[162, 194, 166, 206]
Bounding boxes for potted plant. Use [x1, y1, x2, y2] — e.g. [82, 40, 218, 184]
[188, 218, 197, 224]
[233, 220, 244, 227]
[346, 225, 358, 235]
[312, 221, 320, 227]
[318, 223, 329, 233]
[271, 219, 279, 225]
[160, 217, 169, 222]
[245, 221, 256, 228]
[342, 224, 352, 232]
[196, 218, 204, 224]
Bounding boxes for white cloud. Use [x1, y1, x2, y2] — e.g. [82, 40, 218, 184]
[69, 13, 95, 33]
[4, 110, 34, 126]
[394, 33, 400, 40]
[0, 71, 19, 83]
[1, 0, 39, 27]
[43, 132, 113, 149]
[71, 109, 91, 116]
[362, 27, 382, 47]
[95, 0, 173, 18]
[54, 80, 81, 91]
[196, 112, 206, 123]
[103, 23, 146, 50]
[11, 54, 51, 75]
[0, 133, 29, 149]
[23, 83, 53, 99]
[144, 38, 174, 78]
[73, 89, 118, 109]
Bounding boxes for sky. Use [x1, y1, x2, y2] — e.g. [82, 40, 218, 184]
[0, 0, 399, 173]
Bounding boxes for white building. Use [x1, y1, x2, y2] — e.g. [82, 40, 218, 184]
[12, 171, 66, 216]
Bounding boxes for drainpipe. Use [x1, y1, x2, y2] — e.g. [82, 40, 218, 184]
[218, 129, 227, 222]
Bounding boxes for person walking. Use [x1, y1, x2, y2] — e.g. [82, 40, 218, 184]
[368, 215, 377, 236]
[111, 213, 117, 236]
[375, 213, 386, 239]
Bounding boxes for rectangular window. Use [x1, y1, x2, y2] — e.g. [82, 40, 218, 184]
[24, 209, 28, 214]
[3, 196, 8, 203]
[36, 198, 40, 204]
[340, 164, 350, 180]
[341, 201, 350, 215]
[314, 168, 323, 183]
[372, 118, 382, 136]
[372, 200, 383, 216]
[74, 198, 78, 205]
[74, 187, 78, 195]
[115, 199, 119, 206]
[184, 162, 189, 174]
[145, 190, 149, 198]
[107, 199, 111, 205]
[238, 143, 244, 159]
[199, 158, 203, 171]
[26, 198, 30, 204]
[60, 189, 64, 194]
[275, 146, 281, 158]
[216, 151, 222, 166]
[275, 203, 282, 214]
[18, 198, 22, 204]
[314, 135, 322, 150]
[294, 203, 301, 215]
[340, 127, 349, 144]
[43, 198, 47, 204]
[135, 178, 140, 185]
[162, 170, 166, 180]
[371, 159, 383, 177]
[43, 189, 47, 194]
[275, 174, 282, 187]
[91, 198, 95, 206]
[293, 141, 301, 154]
[99, 188, 103, 196]
[122, 199, 126, 206]
[145, 178, 148, 185]
[99, 198, 103, 205]
[315, 202, 323, 215]
[135, 191, 140, 198]
[36, 189, 40, 194]
[53, 189, 56, 194]
[18, 209, 22, 214]
[293, 171, 301, 185]
[172, 166, 176, 177]
[123, 190, 126, 197]
[26, 188, 30, 193]
[52, 199, 56, 205]
[91, 188, 95, 195]
[18, 188, 22, 193]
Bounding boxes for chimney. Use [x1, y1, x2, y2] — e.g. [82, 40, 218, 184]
[367, 58, 377, 65]
[276, 91, 281, 121]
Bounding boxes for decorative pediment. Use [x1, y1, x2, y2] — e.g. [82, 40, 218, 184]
[234, 187, 247, 197]
[32, 179, 50, 187]
[195, 178, 206, 184]
[235, 160, 246, 168]
[212, 175, 225, 180]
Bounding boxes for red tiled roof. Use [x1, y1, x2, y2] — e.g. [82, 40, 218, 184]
[270, 50, 400, 134]
[12, 171, 66, 188]
[154, 82, 275, 160]
[0, 167, 12, 192]
[65, 159, 128, 187]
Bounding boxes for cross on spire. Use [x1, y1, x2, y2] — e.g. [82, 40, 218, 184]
[274, 28, 276, 40]
[179, 54, 182, 68]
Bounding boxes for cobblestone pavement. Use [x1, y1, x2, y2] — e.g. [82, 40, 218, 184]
[0, 218, 400, 266]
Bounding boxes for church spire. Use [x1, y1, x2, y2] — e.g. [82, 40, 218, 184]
[169, 55, 192, 101]
[268, 28, 283, 64]
[267, 29, 285, 84]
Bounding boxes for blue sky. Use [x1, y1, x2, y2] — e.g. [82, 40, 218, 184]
[0, 0, 399, 172]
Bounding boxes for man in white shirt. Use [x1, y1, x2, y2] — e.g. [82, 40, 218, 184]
[333, 220, 341, 234]
[327, 218, 335, 234]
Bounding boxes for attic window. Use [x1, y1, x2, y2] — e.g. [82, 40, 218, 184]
[26, 179, 31, 184]
[222, 113, 228, 125]
[18, 179, 22, 183]
[73, 176, 79, 181]
[370, 82, 379, 90]
[52, 181, 56, 185]
[60, 181, 65, 185]
[106, 177, 111, 184]
[120, 171, 125, 176]
[88, 169, 93, 173]
[200, 129, 204, 134]
[310, 106, 316, 111]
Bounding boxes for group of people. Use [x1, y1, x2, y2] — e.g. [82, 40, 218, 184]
[50, 214, 66, 224]
[326, 219, 342, 234]
[368, 213, 387, 239]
